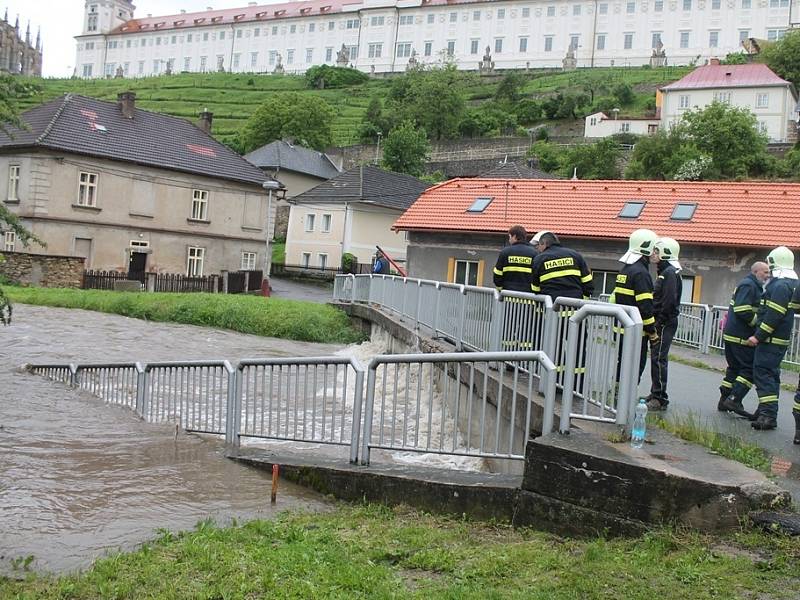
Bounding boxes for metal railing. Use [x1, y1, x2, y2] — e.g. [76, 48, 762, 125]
[334, 274, 644, 433]
[361, 351, 556, 465]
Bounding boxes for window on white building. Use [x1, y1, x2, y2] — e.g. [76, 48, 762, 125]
[322, 213, 332, 232]
[596, 34, 606, 50]
[370, 16, 383, 26]
[741, 0, 751, 6]
[319, 254, 328, 269]
[683, 0, 692, 9]
[599, 3, 608, 14]
[497, 8, 505, 18]
[396, 42, 412, 58]
[450, 12, 458, 22]
[287, 49, 294, 64]
[680, 31, 690, 48]
[77, 172, 98, 207]
[767, 29, 786, 41]
[759, 121, 768, 135]
[187, 247, 205, 277]
[712, 0, 721, 8]
[85, 42, 94, 50]
[306, 48, 313, 63]
[251, 52, 259, 67]
[739, 30, 750, 42]
[544, 36, 553, 52]
[305, 213, 316, 231]
[570, 35, 580, 50]
[713, 91, 731, 104]
[233, 53, 241, 69]
[756, 93, 769, 108]
[254, 27, 261, 36]
[470, 39, 479, 54]
[327, 22, 334, 31]
[241, 251, 257, 271]
[473, 10, 481, 20]
[522, 7, 530, 17]
[679, 94, 691, 109]
[273, 25, 280, 34]
[447, 40, 456, 56]
[495, 38, 503, 53]
[138, 60, 145, 75]
[654, 0, 664, 11]
[427, 14, 435, 24]
[348, 46, 358, 61]
[216, 55, 224, 71]
[105, 63, 116, 77]
[203, 32, 209, 41]
[547, 5, 556, 16]
[399, 15, 414, 25]
[652, 32, 662, 48]
[7, 165, 19, 201]
[623, 33, 633, 49]
[709, 31, 719, 47]
[191, 189, 208, 220]
[82, 64, 93, 77]
[184, 57, 191, 71]
[620, 122, 631, 133]
[626, 1, 635, 13]
[325, 47, 333, 62]
[88, 15, 98, 31]
[3, 230, 15, 252]
[519, 37, 528, 52]
[572, 4, 581, 16]
[424, 41, 433, 56]
[770, 0, 790, 7]
[200, 56, 207, 71]
[301, 252, 311, 268]
[289, 24, 296, 34]
[269, 51, 276, 65]
[346, 19, 359, 29]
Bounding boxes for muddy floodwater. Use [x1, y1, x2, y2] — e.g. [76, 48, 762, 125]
[1, 305, 343, 575]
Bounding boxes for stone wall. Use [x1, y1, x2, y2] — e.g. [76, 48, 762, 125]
[0, 251, 85, 288]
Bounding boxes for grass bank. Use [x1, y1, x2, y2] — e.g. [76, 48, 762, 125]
[5, 287, 364, 345]
[2, 504, 799, 599]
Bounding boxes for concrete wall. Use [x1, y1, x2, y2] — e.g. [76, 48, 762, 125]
[407, 230, 771, 306]
[0, 251, 85, 288]
[584, 112, 659, 138]
[1, 151, 269, 275]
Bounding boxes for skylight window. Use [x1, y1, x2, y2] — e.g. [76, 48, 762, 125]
[671, 202, 697, 221]
[618, 201, 645, 219]
[467, 196, 493, 213]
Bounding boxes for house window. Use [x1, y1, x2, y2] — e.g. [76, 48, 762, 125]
[679, 31, 690, 48]
[346, 18, 360, 29]
[573, 4, 581, 16]
[255, 27, 261, 36]
[547, 5, 556, 16]
[233, 53, 241, 69]
[450, 12, 458, 22]
[305, 213, 316, 231]
[590, 117, 597, 126]
[326, 47, 333, 62]
[709, 31, 719, 48]
[88, 14, 98, 31]
[3, 230, 15, 252]
[544, 36, 553, 52]
[447, 40, 456, 56]
[318, 253, 328, 269]
[713, 91, 731, 104]
[712, 0, 721, 8]
[596, 34, 606, 50]
[592, 270, 618, 295]
[200, 56, 207, 71]
[290, 24, 296, 34]
[495, 38, 503, 53]
[191, 189, 208, 220]
[8, 165, 19, 201]
[624, 33, 633, 50]
[626, 1, 635, 13]
[138, 60, 145, 74]
[454, 260, 480, 286]
[368, 43, 382, 58]
[519, 37, 528, 52]
[522, 7, 531, 17]
[82, 64, 93, 77]
[348, 46, 358, 61]
[322, 213, 332, 232]
[618, 201, 645, 218]
[370, 16, 384, 26]
[620, 122, 631, 133]
[203, 32, 209, 41]
[327, 22, 333, 31]
[306, 48, 314, 63]
[682, 0, 692, 9]
[654, 0, 664, 11]
[652, 32, 662, 48]
[241, 251, 257, 271]
[679, 94, 691, 109]
[251, 52, 259, 67]
[396, 42, 412, 58]
[759, 121, 768, 134]
[570, 35, 580, 50]
[467, 196, 493, 212]
[77, 172, 98, 206]
[473, 10, 481, 20]
[739, 30, 750, 42]
[756, 93, 769, 108]
[187, 247, 205, 277]
[301, 252, 311, 268]
[770, 0, 790, 6]
[670, 203, 697, 221]
[184, 57, 191, 71]
[470, 39, 479, 54]
[424, 41, 433, 56]
[427, 14, 434, 24]
[741, 0, 751, 6]
[497, 8, 506, 18]
[767, 29, 786, 42]
[599, 3, 608, 14]
[274, 26, 280, 34]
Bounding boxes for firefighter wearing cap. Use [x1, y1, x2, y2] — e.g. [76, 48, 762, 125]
[530, 232, 593, 300]
[718, 262, 769, 418]
[749, 246, 799, 431]
[493, 225, 538, 293]
[612, 228, 659, 381]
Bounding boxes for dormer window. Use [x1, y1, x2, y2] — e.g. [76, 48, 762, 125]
[671, 202, 697, 221]
[194, 17, 206, 24]
[154, 22, 165, 28]
[301, 7, 312, 14]
[174, 19, 185, 26]
[274, 9, 286, 16]
[320, 6, 332, 12]
[211, 16, 223, 23]
[618, 201, 645, 219]
[234, 13, 246, 21]
[467, 196, 493, 213]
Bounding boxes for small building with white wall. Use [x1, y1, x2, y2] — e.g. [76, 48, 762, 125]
[584, 112, 660, 138]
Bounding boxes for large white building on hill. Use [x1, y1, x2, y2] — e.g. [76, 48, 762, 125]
[75, 0, 799, 79]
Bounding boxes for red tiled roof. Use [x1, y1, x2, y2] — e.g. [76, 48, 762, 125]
[661, 64, 790, 91]
[393, 178, 800, 249]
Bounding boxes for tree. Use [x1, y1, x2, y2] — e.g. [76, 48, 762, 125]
[381, 121, 430, 177]
[304, 65, 368, 89]
[762, 29, 800, 89]
[494, 72, 524, 104]
[612, 83, 635, 107]
[560, 138, 622, 179]
[527, 141, 564, 173]
[625, 129, 706, 180]
[358, 96, 387, 143]
[239, 93, 335, 152]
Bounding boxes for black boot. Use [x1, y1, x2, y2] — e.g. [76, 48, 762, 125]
[720, 396, 753, 419]
[751, 415, 778, 430]
[794, 414, 800, 445]
[717, 391, 729, 411]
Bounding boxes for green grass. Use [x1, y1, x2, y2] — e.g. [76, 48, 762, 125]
[2, 504, 798, 598]
[651, 412, 772, 473]
[272, 242, 286, 264]
[5, 287, 364, 345]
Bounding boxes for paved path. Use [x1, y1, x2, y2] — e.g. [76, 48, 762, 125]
[269, 276, 333, 303]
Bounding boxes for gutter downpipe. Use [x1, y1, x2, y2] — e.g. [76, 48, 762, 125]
[590, 0, 599, 68]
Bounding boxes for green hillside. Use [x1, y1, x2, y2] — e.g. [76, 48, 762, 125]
[17, 66, 691, 148]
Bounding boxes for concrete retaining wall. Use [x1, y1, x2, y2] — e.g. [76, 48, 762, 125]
[0, 251, 84, 288]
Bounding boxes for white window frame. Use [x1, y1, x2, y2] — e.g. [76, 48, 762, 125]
[495, 38, 503, 54]
[679, 31, 690, 48]
[547, 5, 556, 16]
[623, 33, 633, 50]
[187, 247, 205, 277]
[77, 171, 98, 207]
[8, 165, 19, 201]
[679, 95, 691, 109]
[318, 253, 328, 269]
[301, 252, 311, 268]
[424, 41, 433, 56]
[519, 37, 528, 53]
[191, 189, 208, 220]
[596, 34, 606, 51]
[241, 251, 257, 271]
[713, 91, 731, 104]
[454, 260, 480, 286]
[756, 93, 769, 108]
[321, 213, 332, 232]
[544, 36, 553, 52]
[470, 39, 479, 54]
[3, 230, 15, 252]
[396, 42, 412, 58]
[368, 43, 382, 58]
[305, 213, 316, 232]
[709, 30, 719, 48]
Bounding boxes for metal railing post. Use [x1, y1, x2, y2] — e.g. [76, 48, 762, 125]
[414, 280, 422, 330]
[134, 362, 146, 417]
[361, 363, 377, 465]
[456, 285, 466, 350]
[432, 282, 441, 338]
[558, 318, 580, 434]
[700, 304, 712, 354]
[229, 361, 241, 450]
[69, 363, 78, 387]
[349, 359, 365, 464]
[489, 291, 504, 352]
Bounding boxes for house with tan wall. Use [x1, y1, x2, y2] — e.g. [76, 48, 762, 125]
[0, 92, 276, 278]
[285, 165, 429, 270]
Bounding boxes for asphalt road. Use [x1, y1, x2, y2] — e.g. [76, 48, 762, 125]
[269, 276, 333, 303]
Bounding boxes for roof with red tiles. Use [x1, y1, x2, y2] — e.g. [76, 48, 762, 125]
[392, 178, 800, 248]
[661, 63, 792, 91]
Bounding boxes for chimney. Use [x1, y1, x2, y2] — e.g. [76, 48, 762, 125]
[198, 108, 213, 134]
[709, 57, 721, 66]
[117, 91, 136, 119]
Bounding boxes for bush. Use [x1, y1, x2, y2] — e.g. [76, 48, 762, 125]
[514, 99, 543, 125]
[304, 65, 369, 89]
[341, 252, 358, 273]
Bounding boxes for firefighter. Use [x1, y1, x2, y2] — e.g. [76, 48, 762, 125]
[749, 246, 798, 431]
[612, 228, 659, 382]
[530, 232, 593, 300]
[646, 237, 683, 411]
[717, 262, 769, 417]
[493, 225, 538, 293]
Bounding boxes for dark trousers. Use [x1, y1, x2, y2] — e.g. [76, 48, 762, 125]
[753, 343, 788, 419]
[719, 342, 755, 402]
[650, 320, 677, 402]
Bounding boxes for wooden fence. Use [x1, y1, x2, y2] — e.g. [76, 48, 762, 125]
[82, 270, 263, 294]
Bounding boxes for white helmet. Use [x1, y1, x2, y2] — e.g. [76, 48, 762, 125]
[619, 228, 658, 264]
[531, 230, 551, 245]
[655, 237, 682, 271]
[767, 246, 798, 279]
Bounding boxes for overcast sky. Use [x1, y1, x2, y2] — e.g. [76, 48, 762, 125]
[18, 1, 282, 77]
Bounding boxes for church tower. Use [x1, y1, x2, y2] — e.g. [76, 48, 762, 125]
[83, 1, 135, 35]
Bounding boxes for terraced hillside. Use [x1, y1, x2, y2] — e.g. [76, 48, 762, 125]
[16, 66, 690, 148]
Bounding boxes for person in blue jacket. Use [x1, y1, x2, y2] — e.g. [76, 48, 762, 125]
[373, 251, 389, 274]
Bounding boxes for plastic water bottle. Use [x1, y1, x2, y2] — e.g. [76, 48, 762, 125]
[631, 399, 648, 449]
